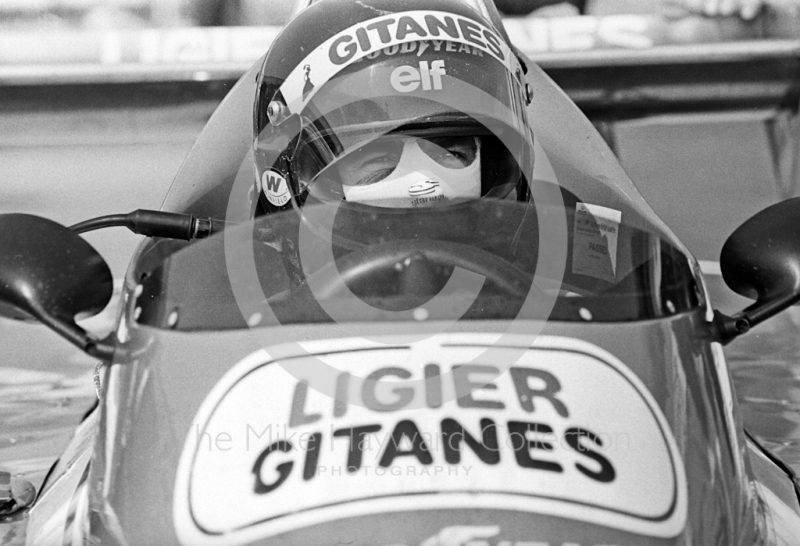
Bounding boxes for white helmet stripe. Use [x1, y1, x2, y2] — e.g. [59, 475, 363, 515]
[278, 10, 519, 116]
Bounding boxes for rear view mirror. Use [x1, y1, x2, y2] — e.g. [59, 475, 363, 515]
[717, 198, 800, 341]
[0, 213, 114, 357]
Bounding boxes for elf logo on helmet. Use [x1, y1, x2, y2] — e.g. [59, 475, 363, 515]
[391, 60, 446, 92]
[261, 169, 291, 207]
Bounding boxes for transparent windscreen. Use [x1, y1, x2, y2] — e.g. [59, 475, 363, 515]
[136, 197, 701, 331]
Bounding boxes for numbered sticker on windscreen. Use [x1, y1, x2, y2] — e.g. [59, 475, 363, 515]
[572, 203, 621, 283]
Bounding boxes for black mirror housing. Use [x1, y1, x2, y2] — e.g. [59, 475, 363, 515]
[0, 213, 114, 356]
[718, 198, 800, 341]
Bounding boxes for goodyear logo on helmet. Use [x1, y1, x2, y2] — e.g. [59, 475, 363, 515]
[262, 169, 291, 207]
[279, 11, 517, 116]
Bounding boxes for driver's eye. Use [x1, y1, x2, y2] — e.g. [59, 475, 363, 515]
[337, 139, 403, 186]
[420, 137, 478, 169]
[356, 164, 396, 186]
[433, 149, 467, 167]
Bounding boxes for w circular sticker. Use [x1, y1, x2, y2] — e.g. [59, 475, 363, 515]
[261, 169, 291, 207]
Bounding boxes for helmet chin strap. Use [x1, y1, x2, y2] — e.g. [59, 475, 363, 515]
[342, 138, 481, 209]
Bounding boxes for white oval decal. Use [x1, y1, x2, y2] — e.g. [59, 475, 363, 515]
[174, 335, 687, 545]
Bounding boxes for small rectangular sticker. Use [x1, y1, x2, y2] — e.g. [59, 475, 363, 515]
[572, 203, 622, 283]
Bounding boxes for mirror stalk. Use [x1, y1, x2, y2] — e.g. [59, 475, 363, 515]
[29, 302, 115, 360]
[744, 291, 800, 327]
[715, 287, 800, 344]
[714, 310, 751, 344]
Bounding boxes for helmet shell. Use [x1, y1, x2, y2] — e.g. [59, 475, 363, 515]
[254, 0, 533, 215]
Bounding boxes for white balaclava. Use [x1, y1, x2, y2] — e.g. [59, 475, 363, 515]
[342, 138, 481, 208]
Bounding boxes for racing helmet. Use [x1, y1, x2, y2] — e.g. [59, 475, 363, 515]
[253, 0, 535, 215]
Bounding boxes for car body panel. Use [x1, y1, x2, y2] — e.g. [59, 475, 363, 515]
[54, 308, 757, 545]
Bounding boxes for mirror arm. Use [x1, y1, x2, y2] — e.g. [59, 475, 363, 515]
[713, 310, 751, 344]
[28, 303, 115, 361]
[714, 290, 800, 344]
[87, 337, 116, 361]
[745, 291, 800, 326]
